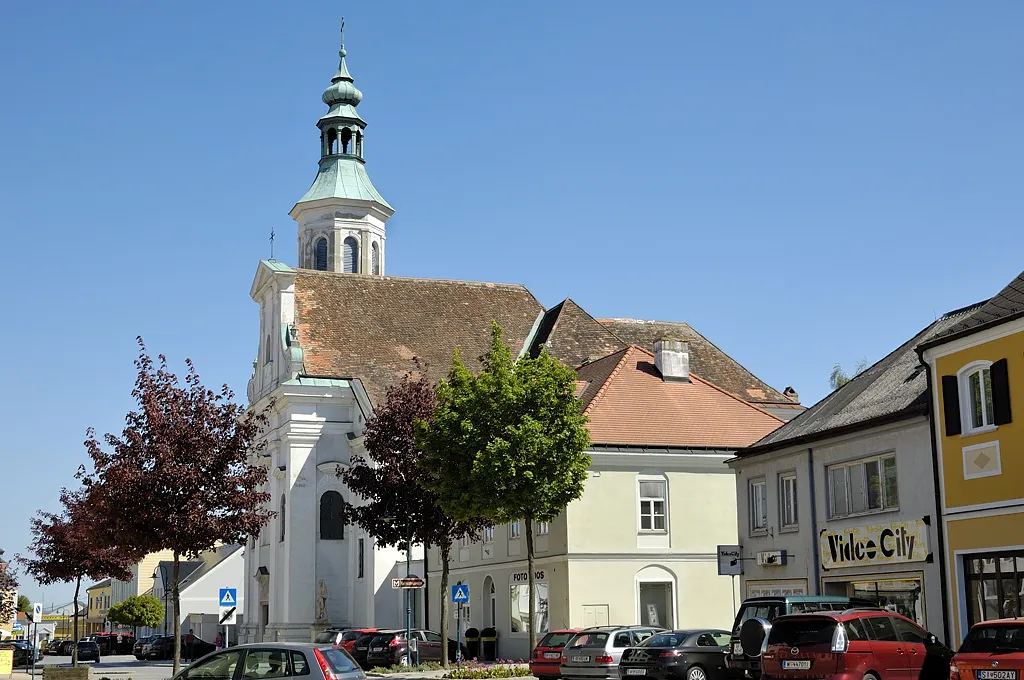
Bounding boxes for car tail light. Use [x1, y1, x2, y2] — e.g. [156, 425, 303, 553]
[314, 649, 338, 680]
[659, 650, 682, 658]
[596, 655, 614, 664]
[949, 662, 960, 680]
[390, 637, 400, 647]
[831, 623, 849, 653]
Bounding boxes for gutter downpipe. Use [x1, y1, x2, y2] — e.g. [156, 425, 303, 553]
[923, 365, 953, 644]
[808, 447, 821, 595]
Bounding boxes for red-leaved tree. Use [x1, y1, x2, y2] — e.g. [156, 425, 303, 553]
[0, 550, 18, 634]
[339, 368, 489, 667]
[18, 486, 135, 666]
[81, 339, 274, 674]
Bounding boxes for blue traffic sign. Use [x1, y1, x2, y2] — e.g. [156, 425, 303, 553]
[219, 588, 237, 607]
[451, 584, 469, 604]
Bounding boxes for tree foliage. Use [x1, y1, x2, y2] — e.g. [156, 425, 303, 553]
[0, 551, 18, 627]
[829, 358, 870, 391]
[17, 486, 134, 666]
[16, 595, 30, 614]
[417, 323, 591, 652]
[80, 339, 274, 674]
[107, 594, 164, 630]
[339, 366, 488, 666]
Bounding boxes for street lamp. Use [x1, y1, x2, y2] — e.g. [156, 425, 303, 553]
[153, 565, 170, 636]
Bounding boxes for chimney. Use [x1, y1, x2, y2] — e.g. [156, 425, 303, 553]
[784, 386, 800, 403]
[654, 337, 690, 382]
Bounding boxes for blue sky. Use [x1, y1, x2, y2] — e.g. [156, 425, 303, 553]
[2, 1, 1022, 605]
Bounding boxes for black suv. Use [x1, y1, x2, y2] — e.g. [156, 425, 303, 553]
[726, 595, 876, 678]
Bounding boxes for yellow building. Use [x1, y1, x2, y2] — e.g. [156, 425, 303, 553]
[85, 579, 112, 634]
[920, 270, 1024, 645]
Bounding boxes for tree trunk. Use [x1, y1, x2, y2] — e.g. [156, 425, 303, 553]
[172, 554, 182, 675]
[72, 575, 81, 667]
[439, 541, 451, 667]
[526, 513, 536, 655]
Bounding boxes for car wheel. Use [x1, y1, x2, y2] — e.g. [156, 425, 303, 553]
[685, 666, 707, 680]
[397, 654, 410, 667]
[864, 675, 880, 680]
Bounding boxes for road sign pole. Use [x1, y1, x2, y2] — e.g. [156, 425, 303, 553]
[456, 602, 462, 670]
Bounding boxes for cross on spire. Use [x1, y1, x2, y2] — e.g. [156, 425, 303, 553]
[269, 228, 276, 261]
[340, 17, 345, 50]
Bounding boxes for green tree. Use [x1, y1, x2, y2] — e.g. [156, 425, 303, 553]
[107, 594, 164, 634]
[829, 358, 870, 391]
[417, 322, 591, 652]
[16, 595, 30, 614]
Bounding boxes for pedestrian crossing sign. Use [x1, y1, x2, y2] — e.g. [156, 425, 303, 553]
[451, 584, 469, 603]
[219, 588, 237, 607]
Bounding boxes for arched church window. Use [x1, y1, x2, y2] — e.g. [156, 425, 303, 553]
[315, 237, 329, 271]
[264, 334, 272, 364]
[340, 128, 352, 155]
[279, 495, 286, 542]
[326, 128, 338, 155]
[371, 242, 380, 275]
[343, 237, 359, 274]
[319, 491, 345, 540]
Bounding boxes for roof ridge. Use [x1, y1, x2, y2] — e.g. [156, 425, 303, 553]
[297, 269, 532, 292]
[582, 347, 637, 416]
[565, 300, 631, 347]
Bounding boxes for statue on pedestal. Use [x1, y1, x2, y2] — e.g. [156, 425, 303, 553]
[315, 579, 329, 623]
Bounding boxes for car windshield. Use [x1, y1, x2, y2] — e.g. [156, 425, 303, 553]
[639, 633, 685, 648]
[568, 633, 608, 648]
[734, 603, 784, 634]
[960, 625, 1024, 653]
[538, 633, 577, 648]
[767, 619, 836, 646]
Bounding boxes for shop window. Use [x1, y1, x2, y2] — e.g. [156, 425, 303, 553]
[638, 479, 667, 532]
[965, 551, 1024, 626]
[827, 454, 897, 518]
[827, 577, 925, 625]
[749, 478, 767, 532]
[510, 582, 549, 635]
[779, 472, 798, 529]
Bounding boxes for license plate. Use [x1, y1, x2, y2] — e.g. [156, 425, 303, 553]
[783, 660, 811, 670]
[627, 669, 646, 676]
[572, 656, 591, 663]
[544, 653, 561, 659]
[979, 672, 1018, 680]
[732, 642, 743, 655]
[356, 647, 366, 651]
[371, 647, 384, 652]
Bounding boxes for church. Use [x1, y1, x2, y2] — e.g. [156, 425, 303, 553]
[240, 25, 801, 646]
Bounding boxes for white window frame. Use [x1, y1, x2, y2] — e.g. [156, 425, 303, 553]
[958, 360, 997, 436]
[779, 472, 798, 530]
[509, 520, 521, 540]
[537, 521, 549, 536]
[827, 453, 899, 519]
[461, 534, 471, 548]
[483, 526, 494, 543]
[637, 476, 668, 533]
[749, 478, 768, 534]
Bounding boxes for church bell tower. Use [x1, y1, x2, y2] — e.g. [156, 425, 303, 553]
[290, 20, 393, 275]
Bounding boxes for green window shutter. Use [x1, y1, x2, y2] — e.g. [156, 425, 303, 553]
[941, 375, 962, 436]
[991, 358, 1012, 425]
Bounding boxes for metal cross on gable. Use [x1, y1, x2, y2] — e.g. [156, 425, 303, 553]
[270, 228, 276, 260]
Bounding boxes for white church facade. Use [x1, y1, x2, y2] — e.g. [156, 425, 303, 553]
[240, 23, 803, 646]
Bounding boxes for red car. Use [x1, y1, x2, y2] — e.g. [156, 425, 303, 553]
[755, 608, 951, 679]
[531, 630, 582, 680]
[314, 628, 379, 653]
[951, 618, 1024, 680]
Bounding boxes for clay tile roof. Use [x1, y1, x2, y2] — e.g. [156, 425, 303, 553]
[294, 271, 544, 405]
[597, 318, 795, 406]
[530, 299, 627, 367]
[577, 346, 784, 448]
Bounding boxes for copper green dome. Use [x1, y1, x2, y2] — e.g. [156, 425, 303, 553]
[322, 46, 363, 108]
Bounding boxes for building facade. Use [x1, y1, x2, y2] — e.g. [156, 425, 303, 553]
[729, 312, 977, 641]
[427, 343, 785, 659]
[110, 549, 175, 610]
[85, 579, 111, 634]
[919, 271, 1024, 645]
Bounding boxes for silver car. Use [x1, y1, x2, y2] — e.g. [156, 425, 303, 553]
[560, 627, 664, 680]
[171, 642, 364, 680]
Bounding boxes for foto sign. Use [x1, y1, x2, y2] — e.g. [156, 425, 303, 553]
[717, 545, 742, 575]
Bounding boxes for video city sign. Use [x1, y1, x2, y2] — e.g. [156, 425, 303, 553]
[820, 518, 930, 569]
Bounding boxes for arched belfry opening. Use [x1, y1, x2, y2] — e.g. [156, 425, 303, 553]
[340, 128, 352, 154]
[326, 128, 338, 155]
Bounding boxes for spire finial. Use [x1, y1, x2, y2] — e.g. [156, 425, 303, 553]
[340, 17, 345, 52]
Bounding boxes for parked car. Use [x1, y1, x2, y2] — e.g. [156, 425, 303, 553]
[314, 628, 378, 653]
[757, 609, 951, 679]
[167, 642, 365, 680]
[134, 635, 159, 659]
[0, 641, 40, 666]
[56, 639, 76, 655]
[46, 638, 70, 655]
[618, 629, 732, 680]
[90, 631, 135, 654]
[951, 618, 1024, 680]
[77, 639, 102, 662]
[350, 630, 399, 668]
[726, 595, 877, 678]
[141, 635, 216, 660]
[560, 626, 665, 680]
[531, 629, 582, 680]
[363, 629, 467, 668]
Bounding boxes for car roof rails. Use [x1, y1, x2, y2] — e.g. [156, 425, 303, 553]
[839, 606, 886, 615]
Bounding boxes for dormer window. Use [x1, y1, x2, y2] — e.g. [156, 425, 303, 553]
[314, 237, 329, 271]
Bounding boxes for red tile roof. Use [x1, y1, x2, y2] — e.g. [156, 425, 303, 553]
[578, 346, 784, 448]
